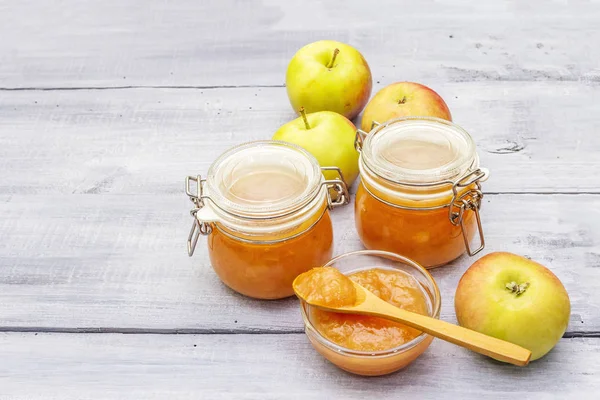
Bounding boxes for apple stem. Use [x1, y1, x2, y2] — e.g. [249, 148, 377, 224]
[505, 281, 530, 295]
[398, 96, 407, 104]
[327, 48, 340, 69]
[299, 107, 310, 130]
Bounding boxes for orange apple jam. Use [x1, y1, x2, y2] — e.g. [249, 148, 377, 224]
[293, 267, 357, 308]
[309, 268, 428, 352]
[209, 204, 333, 299]
[355, 183, 477, 268]
[187, 141, 349, 300]
[355, 117, 487, 268]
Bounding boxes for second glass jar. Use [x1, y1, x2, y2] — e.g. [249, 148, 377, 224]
[354, 117, 489, 268]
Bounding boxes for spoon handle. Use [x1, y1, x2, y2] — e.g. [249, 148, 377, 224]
[371, 301, 531, 366]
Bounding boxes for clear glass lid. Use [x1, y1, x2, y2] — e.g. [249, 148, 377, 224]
[362, 117, 477, 185]
[205, 140, 323, 218]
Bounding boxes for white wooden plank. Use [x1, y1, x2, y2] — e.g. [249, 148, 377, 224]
[1, 1, 599, 88]
[0, 332, 597, 399]
[1, 83, 599, 195]
[1, 193, 598, 333]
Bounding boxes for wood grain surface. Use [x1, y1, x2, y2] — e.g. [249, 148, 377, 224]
[0, 194, 598, 333]
[0, 333, 598, 399]
[1, 0, 599, 397]
[1, 84, 599, 195]
[1, 1, 600, 88]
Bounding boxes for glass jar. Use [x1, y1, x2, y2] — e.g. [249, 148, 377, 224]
[299, 250, 441, 376]
[185, 141, 349, 300]
[354, 117, 489, 268]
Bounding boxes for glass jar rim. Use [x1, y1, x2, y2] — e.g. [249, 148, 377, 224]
[362, 117, 477, 185]
[299, 250, 442, 358]
[205, 140, 323, 219]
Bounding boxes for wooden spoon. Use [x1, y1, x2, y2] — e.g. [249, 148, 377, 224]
[295, 279, 532, 367]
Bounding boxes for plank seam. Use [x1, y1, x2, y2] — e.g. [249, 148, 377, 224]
[0, 85, 285, 91]
[485, 192, 600, 196]
[29, 192, 600, 196]
[564, 331, 600, 338]
[0, 327, 304, 334]
[0, 327, 597, 337]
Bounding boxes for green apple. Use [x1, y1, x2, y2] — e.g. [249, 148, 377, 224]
[286, 40, 372, 120]
[273, 108, 359, 187]
[455, 252, 571, 361]
[361, 82, 452, 132]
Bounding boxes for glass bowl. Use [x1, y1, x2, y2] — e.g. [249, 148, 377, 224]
[299, 250, 441, 376]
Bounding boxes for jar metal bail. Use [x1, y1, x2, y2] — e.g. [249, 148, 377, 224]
[355, 129, 367, 152]
[321, 166, 350, 209]
[448, 169, 487, 256]
[354, 120, 382, 152]
[185, 175, 213, 256]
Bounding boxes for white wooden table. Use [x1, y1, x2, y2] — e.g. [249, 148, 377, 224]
[1, 1, 599, 398]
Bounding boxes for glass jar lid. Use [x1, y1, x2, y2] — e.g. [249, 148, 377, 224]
[205, 140, 323, 218]
[362, 117, 477, 185]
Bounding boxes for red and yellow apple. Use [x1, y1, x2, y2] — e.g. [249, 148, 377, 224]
[286, 40, 372, 120]
[455, 252, 571, 362]
[273, 109, 359, 187]
[360, 82, 452, 131]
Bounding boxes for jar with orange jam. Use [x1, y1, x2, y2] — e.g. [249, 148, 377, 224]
[354, 117, 489, 268]
[185, 141, 349, 300]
